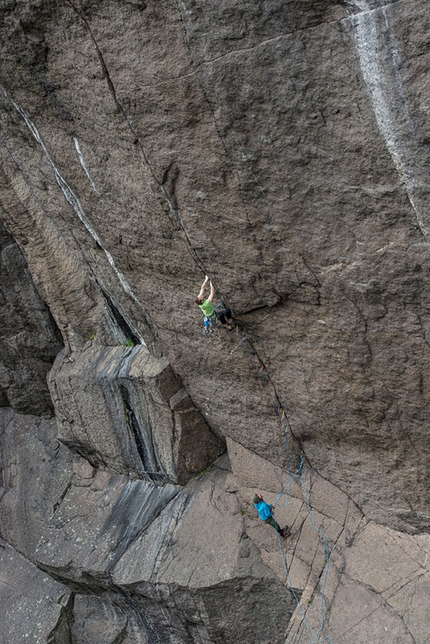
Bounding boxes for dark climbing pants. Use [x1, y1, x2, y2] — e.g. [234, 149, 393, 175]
[264, 516, 282, 533]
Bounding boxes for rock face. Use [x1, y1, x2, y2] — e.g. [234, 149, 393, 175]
[1, 0, 430, 642]
[0, 221, 63, 415]
[0, 542, 73, 644]
[50, 344, 223, 484]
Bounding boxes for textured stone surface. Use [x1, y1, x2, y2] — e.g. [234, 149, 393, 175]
[228, 440, 430, 644]
[32, 455, 296, 644]
[0, 541, 72, 644]
[49, 343, 224, 483]
[34, 468, 180, 587]
[1, 0, 430, 531]
[0, 221, 63, 415]
[0, 407, 73, 558]
[71, 594, 148, 644]
[112, 457, 296, 644]
[1, 0, 430, 642]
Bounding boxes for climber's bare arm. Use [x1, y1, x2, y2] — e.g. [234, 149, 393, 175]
[208, 281, 215, 303]
[197, 275, 209, 299]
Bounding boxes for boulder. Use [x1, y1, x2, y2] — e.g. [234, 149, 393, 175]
[49, 344, 224, 484]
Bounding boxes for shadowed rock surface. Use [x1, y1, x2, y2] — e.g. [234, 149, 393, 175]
[0, 221, 63, 415]
[1, 0, 430, 642]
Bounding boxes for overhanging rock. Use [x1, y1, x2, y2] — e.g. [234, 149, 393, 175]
[49, 343, 224, 484]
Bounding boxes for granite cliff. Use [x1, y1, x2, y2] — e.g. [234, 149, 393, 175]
[1, 1, 430, 642]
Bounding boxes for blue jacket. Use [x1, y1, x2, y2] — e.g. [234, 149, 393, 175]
[254, 499, 273, 521]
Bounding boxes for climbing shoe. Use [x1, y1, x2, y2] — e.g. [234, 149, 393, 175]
[281, 526, 290, 539]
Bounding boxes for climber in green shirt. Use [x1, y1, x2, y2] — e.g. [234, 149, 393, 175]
[195, 275, 216, 317]
[196, 276, 234, 333]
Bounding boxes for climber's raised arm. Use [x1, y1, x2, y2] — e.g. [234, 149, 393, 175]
[208, 280, 215, 303]
[196, 275, 209, 302]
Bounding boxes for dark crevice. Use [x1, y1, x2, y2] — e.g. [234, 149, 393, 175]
[46, 593, 74, 644]
[118, 383, 167, 484]
[101, 288, 141, 345]
[53, 479, 73, 515]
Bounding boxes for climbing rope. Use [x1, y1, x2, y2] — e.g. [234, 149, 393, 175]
[231, 321, 334, 644]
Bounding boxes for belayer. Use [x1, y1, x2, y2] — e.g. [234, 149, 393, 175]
[195, 276, 233, 332]
[254, 493, 290, 539]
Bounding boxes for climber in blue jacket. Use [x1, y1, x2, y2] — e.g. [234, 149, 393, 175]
[254, 493, 290, 539]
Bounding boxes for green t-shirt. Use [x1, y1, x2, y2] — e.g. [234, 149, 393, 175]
[198, 299, 215, 317]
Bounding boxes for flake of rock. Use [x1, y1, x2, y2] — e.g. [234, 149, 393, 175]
[50, 344, 223, 484]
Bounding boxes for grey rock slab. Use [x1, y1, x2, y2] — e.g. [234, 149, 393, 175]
[287, 571, 415, 644]
[113, 462, 260, 589]
[311, 518, 430, 644]
[0, 542, 71, 644]
[414, 533, 430, 567]
[34, 468, 179, 587]
[306, 472, 351, 526]
[228, 440, 353, 593]
[344, 522, 424, 594]
[111, 491, 190, 588]
[226, 436, 285, 493]
[113, 462, 296, 644]
[228, 443, 430, 644]
[0, 223, 63, 415]
[386, 572, 430, 644]
[0, 407, 73, 558]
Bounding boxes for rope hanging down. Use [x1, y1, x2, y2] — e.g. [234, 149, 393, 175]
[232, 322, 334, 644]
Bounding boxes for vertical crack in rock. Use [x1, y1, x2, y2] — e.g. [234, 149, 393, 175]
[348, 3, 430, 237]
[234, 326, 303, 466]
[64, 0, 209, 279]
[118, 382, 167, 485]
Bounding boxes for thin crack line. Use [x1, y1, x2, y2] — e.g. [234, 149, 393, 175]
[177, 4, 396, 71]
[175, 0, 258, 237]
[65, 0, 208, 278]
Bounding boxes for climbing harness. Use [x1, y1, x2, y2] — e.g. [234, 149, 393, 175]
[202, 313, 218, 334]
[202, 302, 231, 334]
[231, 321, 334, 644]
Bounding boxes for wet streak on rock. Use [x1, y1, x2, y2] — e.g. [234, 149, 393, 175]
[118, 382, 167, 484]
